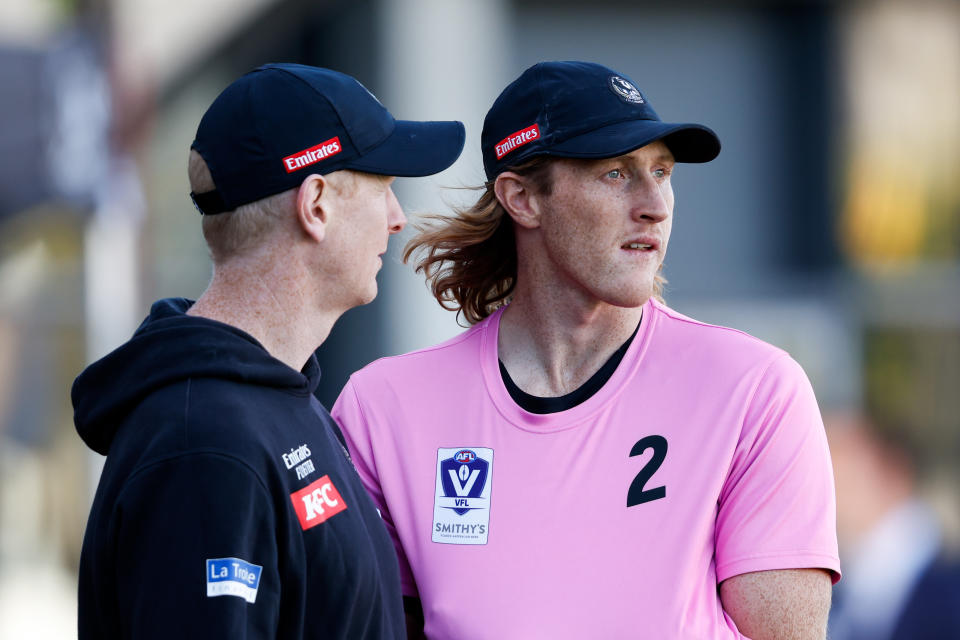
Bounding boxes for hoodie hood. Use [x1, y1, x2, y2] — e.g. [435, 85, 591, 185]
[73, 297, 321, 455]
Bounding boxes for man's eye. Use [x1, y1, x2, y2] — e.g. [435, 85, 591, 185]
[606, 169, 623, 179]
[653, 168, 667, 179]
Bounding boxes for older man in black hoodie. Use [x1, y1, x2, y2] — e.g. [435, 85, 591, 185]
[71, 63, 463, 640]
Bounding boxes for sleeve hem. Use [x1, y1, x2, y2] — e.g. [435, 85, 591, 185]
[717, 552, 842, 585]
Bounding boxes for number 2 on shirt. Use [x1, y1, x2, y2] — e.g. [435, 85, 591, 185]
[627, 435, 667, 507]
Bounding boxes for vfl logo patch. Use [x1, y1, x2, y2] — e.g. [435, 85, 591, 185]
[432, 447, 493, 545]
[283, 136, 342, 173]
[290, 475, 347, 530]
[495, 124, 540, 160]
[608, 75, 644, 104]
[206, 557, 262, 603]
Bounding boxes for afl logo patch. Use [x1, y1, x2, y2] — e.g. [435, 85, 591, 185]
[609, 75, 644, 104]
[454, 449, 476, 463]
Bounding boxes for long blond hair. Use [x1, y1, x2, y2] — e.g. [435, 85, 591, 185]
[403, 158, 552, 325]
[404, 156, 665, 325]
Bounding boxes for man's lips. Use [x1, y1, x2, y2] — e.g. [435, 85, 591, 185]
[621, 237, 660, 251]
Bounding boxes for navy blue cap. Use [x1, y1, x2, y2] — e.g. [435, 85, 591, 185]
[190, 63, 466, 214]
[481, 61, 720, 179]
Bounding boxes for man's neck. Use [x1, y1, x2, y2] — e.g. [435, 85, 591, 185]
[497, 286, 645, 398]
[188, 258, 339, 372]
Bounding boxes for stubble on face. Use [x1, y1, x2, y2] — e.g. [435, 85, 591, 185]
[531, 143, 675, 310]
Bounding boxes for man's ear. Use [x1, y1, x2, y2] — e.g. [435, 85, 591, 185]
[494, 172, 541, 229]
[296, 174, 329, 243]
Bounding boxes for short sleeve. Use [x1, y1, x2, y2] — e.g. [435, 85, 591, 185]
[715, 354, 841, 584]
[332, 378, 418, 596]
[114, 453, 280, 638]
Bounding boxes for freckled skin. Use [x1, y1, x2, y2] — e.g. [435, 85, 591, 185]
[535, 141, 674, 310]
[320, 172, 406, 309]
[189, 170, 407, 372]
[720, 569, 832, 640]
[497, 142, 675, 396]
[498, 142, 834, 639]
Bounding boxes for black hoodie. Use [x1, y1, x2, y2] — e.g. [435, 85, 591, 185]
[73, 298, 404, 639]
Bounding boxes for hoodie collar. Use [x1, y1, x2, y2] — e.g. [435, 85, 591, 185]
[72, 298, 321, 454]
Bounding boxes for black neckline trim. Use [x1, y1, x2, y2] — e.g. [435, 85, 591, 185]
[499, 320, 640, 415]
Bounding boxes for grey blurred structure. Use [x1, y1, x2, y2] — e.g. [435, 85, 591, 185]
[1, 0, 959, 638]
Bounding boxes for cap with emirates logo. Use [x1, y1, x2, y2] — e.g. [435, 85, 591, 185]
[481, 61, 720, 180]
[190, 63, 466, 215]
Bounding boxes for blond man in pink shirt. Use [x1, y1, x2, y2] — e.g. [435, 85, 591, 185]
[333, 61, 840, 639]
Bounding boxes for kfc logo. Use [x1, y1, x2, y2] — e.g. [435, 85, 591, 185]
[290, 475, 347, 530]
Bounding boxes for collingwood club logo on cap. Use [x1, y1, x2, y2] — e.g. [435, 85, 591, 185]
[495, 123, 540, 160]
[283, 136, 342, 173]
[608, 76, 644, 104]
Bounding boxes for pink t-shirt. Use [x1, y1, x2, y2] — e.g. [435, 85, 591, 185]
[332, 299, 840, 639]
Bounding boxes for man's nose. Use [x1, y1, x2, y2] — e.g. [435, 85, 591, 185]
[631, 179, 670, 223]
[387, 187, 406, 234]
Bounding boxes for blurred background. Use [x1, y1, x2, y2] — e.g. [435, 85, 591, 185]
[1, 0, 958, 637]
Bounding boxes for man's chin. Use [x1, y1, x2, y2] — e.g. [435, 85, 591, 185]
[611, 296, 651, 310]
[605, 284, 654, 309]
[358, 283, 379, 307]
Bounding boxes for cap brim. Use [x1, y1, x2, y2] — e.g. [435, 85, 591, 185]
[345, 120, 466, 177]
[548, 119, 720, 163]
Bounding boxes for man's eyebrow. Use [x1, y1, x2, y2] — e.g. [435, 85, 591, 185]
[653, 151, 676, 164]
[601, 150, 676, 165]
